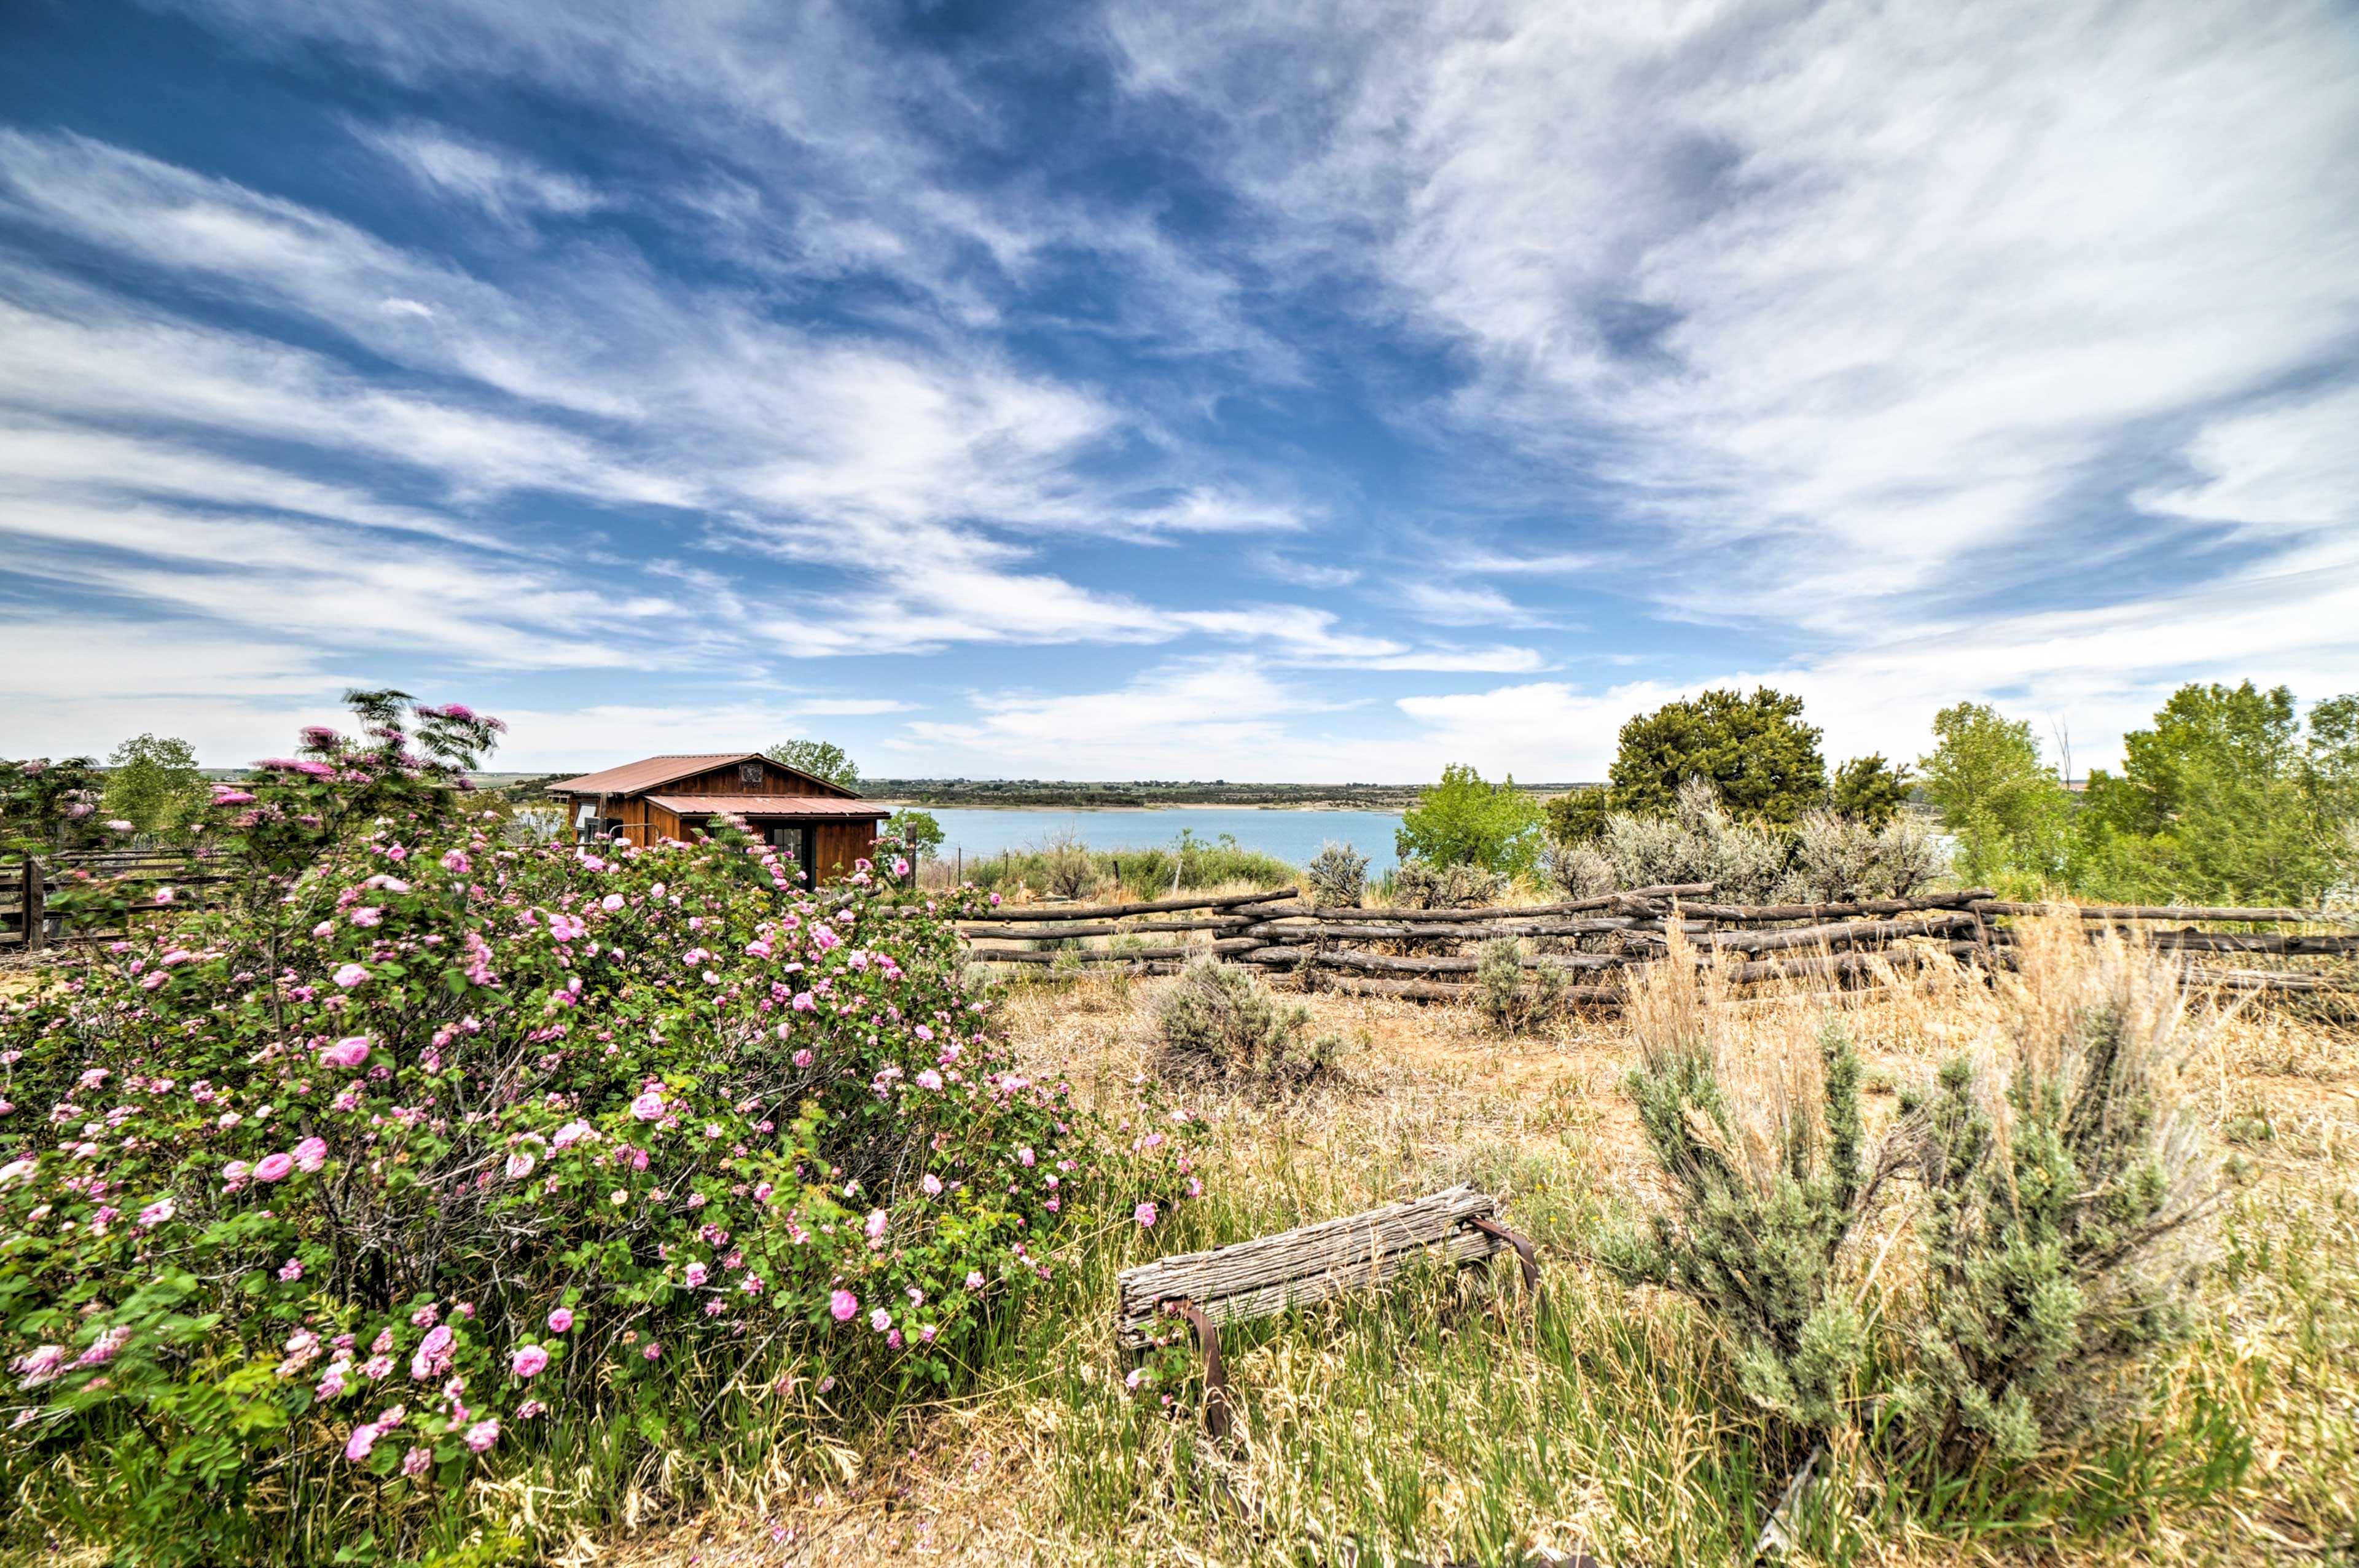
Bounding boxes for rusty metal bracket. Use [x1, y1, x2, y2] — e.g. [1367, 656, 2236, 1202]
[1468, 1215, 1543, 1312]
[1168, 1298, 1232, 1439]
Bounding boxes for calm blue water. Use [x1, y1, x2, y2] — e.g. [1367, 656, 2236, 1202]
[908, 807, 1405, 876]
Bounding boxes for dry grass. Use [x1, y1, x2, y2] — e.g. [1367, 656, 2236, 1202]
[517, 956, 2359, 1564]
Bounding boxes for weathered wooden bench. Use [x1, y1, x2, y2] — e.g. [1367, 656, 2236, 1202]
[1116, 1184, 1539, 1437]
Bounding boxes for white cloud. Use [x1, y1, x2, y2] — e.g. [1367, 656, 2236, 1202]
[2134, 382, 2359, 531]
[354, 122, 608, 222]
[1112, 0, 2359, 623]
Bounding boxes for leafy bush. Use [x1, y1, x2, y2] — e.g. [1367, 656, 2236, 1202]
[1610, 687, 1828, 826]
[1152, 959, 1336, 1094]
[1893, 921, 2218, 1465]
[1396, 765, 1543, 876]
[885, 808, 944, 862]
[0, 698, 1192, 1564]
[1386, 859, 1505, 910]
[1304, 841, 1369, 908]
[1917, 701, 2073, 895]
[1831, 753, 1914, 828]
[1594, 778, 1787, 903]
[101, 735, 209, 841]
[1474, 938, 1562, 1035]
[1541, 785, 1613, 846]
[1602, 951, 1896, 1435]
[1, 754, 118, 857]
[763, 739, 860, 790]
[1775, 809, 1946, 903]
[2075, 681, 2358, 905]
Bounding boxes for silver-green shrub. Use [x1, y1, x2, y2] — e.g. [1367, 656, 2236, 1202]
[1388, 858, 1505, 909]
[1305, 840, 1369, 907]
[1602, 954, 1896, 1435]
[1893, 922, 2218, 1465]
[1474, 937, 1563, 1034]
[1775, 808, 1946, 903]
[1154, 958, 1337, 1094]
[1594, 777, 1786, 902]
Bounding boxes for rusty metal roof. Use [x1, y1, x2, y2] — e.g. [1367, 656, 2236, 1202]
[547, 753, 856, 798]
[646, 794, 890, 819]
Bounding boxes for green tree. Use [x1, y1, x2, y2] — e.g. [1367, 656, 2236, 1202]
[765, 738, 861, 790]
[1396, 764, 1544, 876]
[885, 808, 944, 860]
[102, 733, 207, 837]
[1610, 688, 1826, 825]
[2075, 681, 2356, 905]
[1918, 703, 2071, 893]
[1542, 785, 1613, 845]
[1831, 753, 1913, 828]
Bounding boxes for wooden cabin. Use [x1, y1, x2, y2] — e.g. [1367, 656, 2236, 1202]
[546, 753, 888, 879]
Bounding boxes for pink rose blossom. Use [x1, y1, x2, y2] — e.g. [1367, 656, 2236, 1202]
[138, 1197, 176, 1227]
[829, 1290, 858, 1322]
[511, 1345, 549, 1378]
[292, 1136, 329, 1172]
[629, 1091, 664, 1121]
[332, 963, 369, 989]
[278, 1258, 304, 1282]
[684, 1262, 708, 1287]
[402, 1445, 432, 1476]
[320, 1038, 370, 1069]
[920, 1173, 942, 1196]
[547, 1308, 574, 1334]
[253, 1152, 295, 1183]
[463, 1418, 499, 1453]
[504, 1151, 536, 1181]
[1135, 1203, 1158, 1229]
[869, 1308, 891, 1332]
[345, 1423, 382, 1462]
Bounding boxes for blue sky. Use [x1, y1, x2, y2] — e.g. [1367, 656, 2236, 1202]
[2, 0, 2354, 781]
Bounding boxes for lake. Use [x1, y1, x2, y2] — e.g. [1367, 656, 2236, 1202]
[899, 806, 1406, 875]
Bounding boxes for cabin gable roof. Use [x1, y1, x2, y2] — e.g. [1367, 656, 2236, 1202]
[547, 752, 859, 799]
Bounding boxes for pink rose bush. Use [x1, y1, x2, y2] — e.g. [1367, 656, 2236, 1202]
[0, 693, 1203, 1564]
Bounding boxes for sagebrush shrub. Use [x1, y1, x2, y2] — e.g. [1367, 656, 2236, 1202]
[1387, 859, 1504, 910]
[1775, 808, 1946, 903]
[1893, 921, 2218, 1465]
[1602, 946, 1896, 1435]
[1474, 937, 1562, 1034]
[0, 699, 1199, 1564]
[1595, 777, 1788, 902]
[1153, 959, 1336, 1094]
[1305, 841, 1369, 908]
[1538, 840, 1616, 898]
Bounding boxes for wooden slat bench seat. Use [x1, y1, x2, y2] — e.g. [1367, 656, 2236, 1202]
[1115, 1185, 1539, 1437]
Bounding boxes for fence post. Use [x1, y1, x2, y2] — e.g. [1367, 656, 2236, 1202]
[24, 856, 46, 953]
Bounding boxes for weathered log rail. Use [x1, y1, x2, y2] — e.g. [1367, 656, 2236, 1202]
[954, 879, 2357, 1002]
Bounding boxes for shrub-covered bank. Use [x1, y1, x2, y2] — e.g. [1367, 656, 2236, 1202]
[0, 698, 1198, 1565]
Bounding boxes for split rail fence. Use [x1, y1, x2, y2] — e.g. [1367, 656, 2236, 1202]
[955, 883, 2359, 1001]
[1, 851, 232, 951]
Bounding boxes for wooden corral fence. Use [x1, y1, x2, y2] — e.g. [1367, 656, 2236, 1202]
[1, 851, 233, 950]
[956, 883, 2359, 1001]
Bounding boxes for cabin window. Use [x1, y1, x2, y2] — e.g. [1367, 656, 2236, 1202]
[740, 761, 764, 787]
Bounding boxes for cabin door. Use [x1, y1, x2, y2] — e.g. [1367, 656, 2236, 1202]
[765, 824, 816, 883]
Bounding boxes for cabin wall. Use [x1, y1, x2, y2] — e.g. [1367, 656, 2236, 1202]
[813, 821, 876, 876]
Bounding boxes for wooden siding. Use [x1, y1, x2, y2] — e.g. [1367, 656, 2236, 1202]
[663, 758, 843, 799]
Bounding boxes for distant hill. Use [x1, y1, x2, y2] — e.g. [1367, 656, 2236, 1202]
[858, 779, 1596, 809]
